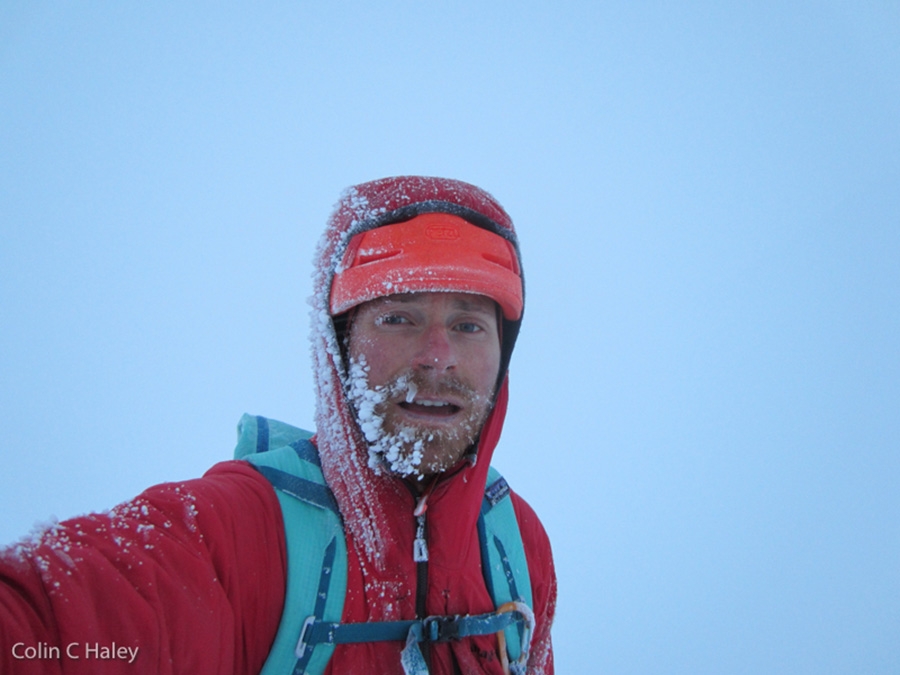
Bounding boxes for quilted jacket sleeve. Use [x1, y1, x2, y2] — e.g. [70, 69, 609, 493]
[0, 460, 286, 675]
[511, 493, 557, 675]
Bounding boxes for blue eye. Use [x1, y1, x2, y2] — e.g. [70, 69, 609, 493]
[455, 322, 482, 333]
[377, 314, 409, 326]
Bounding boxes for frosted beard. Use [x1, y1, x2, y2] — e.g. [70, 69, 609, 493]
[346, 354, 493, 481]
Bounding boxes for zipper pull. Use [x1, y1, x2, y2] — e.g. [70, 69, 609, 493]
[413, 514, 428, 562]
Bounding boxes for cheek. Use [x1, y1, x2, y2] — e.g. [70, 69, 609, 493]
[348, 327, 382, 364]
[469, 345, 502, 395]
[350, 334, 401, 385]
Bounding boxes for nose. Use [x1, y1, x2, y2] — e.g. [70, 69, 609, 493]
[413, 324, 457, 373]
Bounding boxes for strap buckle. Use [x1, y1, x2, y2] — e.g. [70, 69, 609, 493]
[294, 615, 317, 659]
[422, 615, 461, 642]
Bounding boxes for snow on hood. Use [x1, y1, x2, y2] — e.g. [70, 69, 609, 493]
[308, 176, 524, 569]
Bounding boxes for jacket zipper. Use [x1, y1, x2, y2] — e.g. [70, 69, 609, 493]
[413, 499, 428, 619]
[414, 512, 429, 611]
[413, 491, 431, 667]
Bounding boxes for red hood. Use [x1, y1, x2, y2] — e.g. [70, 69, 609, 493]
[309, 176, 524, 573]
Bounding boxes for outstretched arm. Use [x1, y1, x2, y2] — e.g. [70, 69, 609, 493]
[1, 460, 286, 675]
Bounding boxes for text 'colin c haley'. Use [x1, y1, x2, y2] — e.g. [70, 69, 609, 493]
[12, 641, 139, 664]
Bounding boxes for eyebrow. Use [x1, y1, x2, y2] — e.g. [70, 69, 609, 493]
[451, 297, 497, 314]
[379, 293, 497, 314]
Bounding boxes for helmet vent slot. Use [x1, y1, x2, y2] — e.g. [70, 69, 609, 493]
[356, 248, 401, 265]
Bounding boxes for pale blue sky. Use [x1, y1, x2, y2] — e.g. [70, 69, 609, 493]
[2, 2, 899, 672]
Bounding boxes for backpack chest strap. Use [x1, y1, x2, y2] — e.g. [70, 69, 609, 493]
[297, 607, 534, 675]
[298, 608, 527, 648]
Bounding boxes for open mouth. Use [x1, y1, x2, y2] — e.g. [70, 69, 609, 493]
[397, 400, 462, 418]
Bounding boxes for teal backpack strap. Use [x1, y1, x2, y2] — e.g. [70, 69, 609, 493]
[235, 414, 348, 675]
[234, 417, 533, 675]
[478, 466, 534, 674]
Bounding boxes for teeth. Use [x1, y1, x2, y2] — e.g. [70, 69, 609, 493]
[416, 400, 449, 407]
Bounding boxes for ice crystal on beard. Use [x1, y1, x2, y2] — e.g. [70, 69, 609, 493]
[347, 356, 387, 443]
[345, 355, 426, 477]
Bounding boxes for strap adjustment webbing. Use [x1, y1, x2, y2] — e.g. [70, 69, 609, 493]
[296, 609, 524, 651]
[296, 608, 531, 675]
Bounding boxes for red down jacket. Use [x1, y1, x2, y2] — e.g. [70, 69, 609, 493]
[0, 391, 554, 674]
[0, 176, 557, 674]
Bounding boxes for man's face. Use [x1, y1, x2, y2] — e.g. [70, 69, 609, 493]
[345, 292, 502, 482]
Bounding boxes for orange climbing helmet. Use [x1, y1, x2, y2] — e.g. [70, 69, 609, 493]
[330, 211, 523, 320]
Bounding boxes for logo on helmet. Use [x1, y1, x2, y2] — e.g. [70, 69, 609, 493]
[425, 224, 460, 240]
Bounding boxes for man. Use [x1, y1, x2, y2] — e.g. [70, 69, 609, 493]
[1, 176, 556, 674]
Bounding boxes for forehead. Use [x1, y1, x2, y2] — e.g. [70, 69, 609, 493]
[355, 292, 498, 315]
